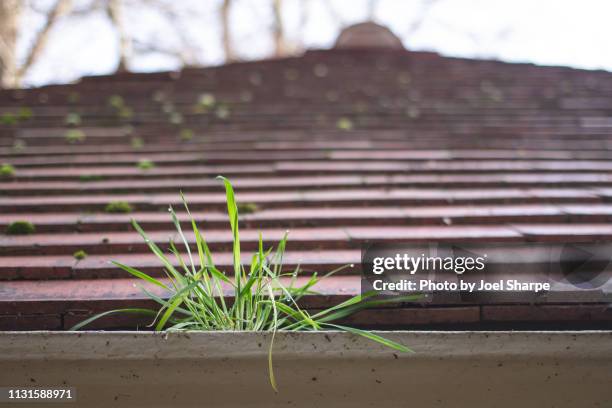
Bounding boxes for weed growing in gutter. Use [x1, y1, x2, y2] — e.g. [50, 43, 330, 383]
[73, 177, 418, 391]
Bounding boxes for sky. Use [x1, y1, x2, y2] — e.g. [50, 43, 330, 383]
[18, 0, 612, 87]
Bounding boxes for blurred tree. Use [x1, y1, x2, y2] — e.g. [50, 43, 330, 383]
[1, 0, 458, 89]
[0, 0, 72, 88]
[221, 0, 235, 62]
[130, 0, 205, 68]
[271, 0, 286, 57]
[0, 0, 21, 88]
[403, 0, 440, 38]
[106, 0, 130, 71]
[0, 0, 207, 88]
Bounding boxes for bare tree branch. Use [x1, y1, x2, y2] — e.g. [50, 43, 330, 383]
[132, 35, 201, 67]
[106, 0, 131, 71]
[221, 0, 235, 62]
[117, 0, 205, 67]
[271, 0, 286, 57]
[132, 38, 185, 61]
[290, 0, 310, 53]
[0, 0, 22, 88]
[321, 0, 344, 28]
[159, 4, 200, 66]
[17, 0, 73, 81]
[404, 0, 440, 38]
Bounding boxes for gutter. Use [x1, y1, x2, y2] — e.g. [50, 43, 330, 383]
[0, 331, 610, 407]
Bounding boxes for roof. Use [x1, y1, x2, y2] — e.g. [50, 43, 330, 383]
[2, 46, 612, 330]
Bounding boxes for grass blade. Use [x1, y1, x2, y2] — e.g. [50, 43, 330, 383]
[70, 308, 158, 331]
[325, 323, 413, 353]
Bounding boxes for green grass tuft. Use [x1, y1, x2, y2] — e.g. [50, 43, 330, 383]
[18, 107, 33, 120]
[336, 117, 353, 131]
[73, 177, 418, 391]
[6, 221, 36, 235]
[198, 93, 216, 108]
[67, 92, 80, 104]
[406, 106, 421, 119]
[12, 140, 26, 152]
[169, 112, 183, 125]
[152, 91, 165, 102]
[65, 112, 82, 126]
[79, 174, 103, 182]
[131, 137, 144, 149]
[108, 95, 125, 108]
[137, 159, 155, 170]
[1, 113, 17, 126]
[73, 250, 88, 260]
[65, 129, 86, 143]
[105, 201, 133, 213]
[215, 106, 230, 119]
[118, 107, 133, 119]
[179, 128, 194, 141]
[0, 163, 15, 177]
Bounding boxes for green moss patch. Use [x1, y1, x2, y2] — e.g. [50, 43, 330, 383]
[0, 163, 15, 177]
[18, 107, 33, 120]
[169, 112, 184, 125]
[12, 140, 26, 152]
[118, 107, 134, 120]
[67, 92, 80, 104]
[108, 95, 125, 109]
[79, 174, 104, 182]
[180, 128, 194, 141]
[65, 129, 86, 143]
[131, 137, 144, 149]
[215, 106, 231, 119]
[237, 202, 259, 214]
[198, 93, 216, 108]
[105, 201, 133, 213]
[65, 113, 82, 126]
[336, 117, 354, 131]
[6, 221, 36, 235]
[0, 113, 17, 126]
[137, 159, 155, 170]
[73, 250, 88, 260]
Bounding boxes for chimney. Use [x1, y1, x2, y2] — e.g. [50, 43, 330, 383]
[334, 22, 404, 50]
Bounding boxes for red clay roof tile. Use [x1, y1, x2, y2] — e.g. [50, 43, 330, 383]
[2, 48, 612, 329]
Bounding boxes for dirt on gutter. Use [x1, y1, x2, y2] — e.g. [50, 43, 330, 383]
[0, 331, 610, 407]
